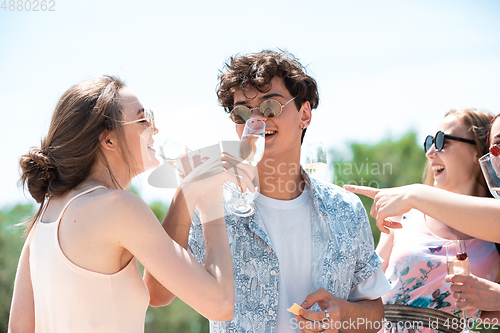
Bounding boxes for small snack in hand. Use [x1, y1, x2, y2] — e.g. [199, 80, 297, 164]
[287, 303, 303, 316]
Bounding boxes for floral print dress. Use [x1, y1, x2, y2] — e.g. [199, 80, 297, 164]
[383, 209, 500, 325]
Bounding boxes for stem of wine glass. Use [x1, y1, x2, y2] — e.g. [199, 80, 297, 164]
[458, 240, 470, 332]
[224, 182, 244, 194]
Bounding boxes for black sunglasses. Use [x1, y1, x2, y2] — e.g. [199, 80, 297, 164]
[424, 131, 475, 153]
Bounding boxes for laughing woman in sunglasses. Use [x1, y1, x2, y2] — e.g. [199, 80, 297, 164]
[346, 112, 500, 316]
[8, 75, 255, 332]
[348, 108, 500, 325]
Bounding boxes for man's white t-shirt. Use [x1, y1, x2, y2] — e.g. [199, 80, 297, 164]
[255, 188, 390, 332]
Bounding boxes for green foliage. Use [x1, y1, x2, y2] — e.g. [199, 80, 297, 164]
[145, 299, 209, 333]
[330, 132, 428, 246]
[149, 201, 169, 222]
[0, 203, 34, 331]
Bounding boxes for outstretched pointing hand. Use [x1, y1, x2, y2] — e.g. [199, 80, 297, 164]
[344, 185, 412, 234]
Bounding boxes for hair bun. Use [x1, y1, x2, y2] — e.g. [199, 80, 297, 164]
[19, 147, 57, 203]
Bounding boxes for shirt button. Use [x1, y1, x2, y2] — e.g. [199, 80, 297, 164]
[269, 309, 274, 316]
[270, 270, 276, 276]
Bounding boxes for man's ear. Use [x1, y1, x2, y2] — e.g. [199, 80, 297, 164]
[99, 130, 117, 151]
[300, 101, 312, 128]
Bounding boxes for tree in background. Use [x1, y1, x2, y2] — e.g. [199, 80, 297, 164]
[331, 132, 428, 246]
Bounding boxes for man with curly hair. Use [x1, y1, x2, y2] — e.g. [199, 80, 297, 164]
[149, 50, 390, 332]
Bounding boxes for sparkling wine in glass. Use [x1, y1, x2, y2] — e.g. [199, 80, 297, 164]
[479, 152, 500, 199]
[158, 138, 185, 166]
[446, 240, 473, 333]
[225, 118, 265, 217]
[239, 134, 265, 167]
[302, 142, 328, 182]
[154, 138, 246, 198]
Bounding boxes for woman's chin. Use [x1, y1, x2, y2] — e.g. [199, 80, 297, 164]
[145, 157, 161, 172]
[140, 149, 161, 172]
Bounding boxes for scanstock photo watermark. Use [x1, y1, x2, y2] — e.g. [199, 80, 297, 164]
[290, 317, 392, 331]
[332, 159, 393, 188]
[290, 317, 499, 331]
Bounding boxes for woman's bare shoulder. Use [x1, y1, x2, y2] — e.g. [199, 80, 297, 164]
[83, 188, 154, 223]
[93, 188, 143, 204]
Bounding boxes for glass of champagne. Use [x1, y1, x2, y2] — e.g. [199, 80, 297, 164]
[479, 152, 500, 199]
[302, 142, 328, 182]
[446, 240, 472, 333]
[154, 138, 246, 197]
[225, 118, 265, 217]
[158, 138, 185, 165]
[156, 137, 195, 182]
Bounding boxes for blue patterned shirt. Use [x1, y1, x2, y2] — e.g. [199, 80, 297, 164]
[188, 169, 382, 332]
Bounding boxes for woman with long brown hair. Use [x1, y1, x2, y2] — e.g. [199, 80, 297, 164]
[8, 75, 254, 332]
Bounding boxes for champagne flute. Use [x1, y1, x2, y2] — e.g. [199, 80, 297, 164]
[479, 152, 500, 199]
[225, 118, 265, 217]
[446, 240, 472, 333]
[302, 142, 328, 182]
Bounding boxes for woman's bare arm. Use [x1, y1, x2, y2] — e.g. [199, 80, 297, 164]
[8, 238, 35, 332]
[345, 184, 500, 242]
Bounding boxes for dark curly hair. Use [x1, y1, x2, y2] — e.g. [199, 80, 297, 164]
[19, 75, 133, 234]
[216, 50, 319, 143]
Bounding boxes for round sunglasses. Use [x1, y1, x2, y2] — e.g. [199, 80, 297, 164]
[229, 97, 296, 124]
[424, 131, 475, 153]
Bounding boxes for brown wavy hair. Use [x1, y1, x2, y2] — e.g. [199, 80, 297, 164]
[19, 75, 133, 234]
[216, 50, 319, 143]
[423, 108, 494, 197]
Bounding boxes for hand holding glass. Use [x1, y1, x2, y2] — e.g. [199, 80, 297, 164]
[156, 138, 257, 197]
[225, 118, 265, 217]
[446, 240, 473, 333]
[479, 152, 500, 199]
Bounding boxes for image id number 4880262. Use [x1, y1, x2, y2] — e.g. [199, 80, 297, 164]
[1, 0, 55, 11]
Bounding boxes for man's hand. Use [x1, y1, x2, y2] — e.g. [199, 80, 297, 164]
[295, 288, 342, 333]
[295, 288, 384, 333]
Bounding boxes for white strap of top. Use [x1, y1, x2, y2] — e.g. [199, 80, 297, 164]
[39, 195, 51, 219]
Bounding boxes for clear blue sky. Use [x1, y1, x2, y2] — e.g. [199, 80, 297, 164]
[1, 0, 499, 207]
